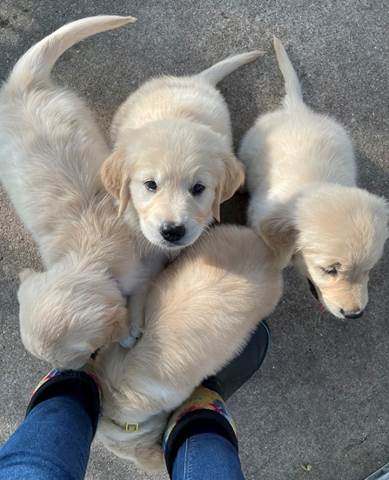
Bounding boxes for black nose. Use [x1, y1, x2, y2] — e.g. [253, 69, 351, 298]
[160, 222, 186, 243]
[341, 309, 364, 319]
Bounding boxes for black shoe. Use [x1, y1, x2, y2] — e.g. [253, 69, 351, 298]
[26, 369, 100, 436]
[203, 320, 271, 400]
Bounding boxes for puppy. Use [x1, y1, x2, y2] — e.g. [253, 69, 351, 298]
[100, 50, 263, 251]
[101, 50, 262, 342]
[239, 37, 388, 319]
[0, 16, 146, 369]
[93, 224, 292, 471]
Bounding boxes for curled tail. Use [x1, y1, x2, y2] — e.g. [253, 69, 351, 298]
[7, 15, 135, 91]
[273, 36, 303, 108]
[197, 50, 262, 85]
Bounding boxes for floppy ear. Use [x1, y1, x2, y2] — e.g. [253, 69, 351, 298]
[258, 204, 298, 266]
[100, 148, 130, 216]
[212, 155, 245, 222]
[18, 268, 35, 282]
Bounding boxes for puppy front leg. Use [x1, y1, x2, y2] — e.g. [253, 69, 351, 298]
[119, 288, 147, 348]
[119, 252, 168, 349]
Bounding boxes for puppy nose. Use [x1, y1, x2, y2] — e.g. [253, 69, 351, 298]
[160, 222, 186, 243]
[340, 308, 364, 319]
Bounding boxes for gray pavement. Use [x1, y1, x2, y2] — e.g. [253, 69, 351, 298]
[0, 1, 388, 479]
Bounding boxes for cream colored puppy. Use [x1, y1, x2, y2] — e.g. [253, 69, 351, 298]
[239, 38, 388, 319]
[0, 16, 145, 369]
[93, 224, 292, 471]
[101, 51, 262, 250]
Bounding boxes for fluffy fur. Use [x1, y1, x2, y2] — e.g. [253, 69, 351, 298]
[93, 224, 290, 471]
[100, 51, 262, 251]
[0, 16, 151, 368]
[239, 37, 388, 319]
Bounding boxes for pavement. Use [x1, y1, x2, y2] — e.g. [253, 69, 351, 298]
[0, 1, 388, 479]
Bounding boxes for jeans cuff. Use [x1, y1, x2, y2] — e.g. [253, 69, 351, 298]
[26, 369, 100, 436]
[163, 386, 238, 476]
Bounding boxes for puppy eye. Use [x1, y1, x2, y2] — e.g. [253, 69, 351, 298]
[190, 183, 205, 196]
[144, 180, 157, 192]
[321, 265, 339, 276]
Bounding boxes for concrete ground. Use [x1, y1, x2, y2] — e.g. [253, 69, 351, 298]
[0, 1, 388, 479]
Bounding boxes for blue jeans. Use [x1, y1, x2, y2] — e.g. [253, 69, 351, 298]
[0, 376, 244, 479]
[0, 393, 93, 480]
[173, 431, 245, 480]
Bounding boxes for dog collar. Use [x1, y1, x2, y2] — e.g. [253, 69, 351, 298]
[110, 417, 139, 433]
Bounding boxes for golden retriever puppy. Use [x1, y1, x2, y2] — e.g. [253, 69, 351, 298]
[100, 51, 262, 251]
[101, 49, 262, 343]
[93, 225, 292, 471]
[239, 37, 388, 319]
[0, 16, 144, 369]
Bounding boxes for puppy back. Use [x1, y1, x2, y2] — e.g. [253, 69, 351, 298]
[140, 225, 283, 383]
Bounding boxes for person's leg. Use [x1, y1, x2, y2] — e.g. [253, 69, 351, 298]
[164, 321, 271, 480]
[0, 370, 99, 480]
[166, 389, 244, 480]
[173, 432, 244, 480]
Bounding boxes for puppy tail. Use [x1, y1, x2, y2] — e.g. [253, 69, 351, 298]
[273, 36, 303, 108]
[197, 50, 263, 85]
[7, 15, 136, 91]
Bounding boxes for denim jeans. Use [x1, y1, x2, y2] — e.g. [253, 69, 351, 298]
[172, 431, 245, 480]
[0, 379, 244, 479]
[0, 393, 93, 480]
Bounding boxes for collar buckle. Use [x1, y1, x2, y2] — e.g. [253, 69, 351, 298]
[124, 422, 139, 432]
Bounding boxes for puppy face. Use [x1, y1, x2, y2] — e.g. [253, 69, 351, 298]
[260, 185, 388, 319]
[101, 120, 244, 250]
[18, 259, 128, 369]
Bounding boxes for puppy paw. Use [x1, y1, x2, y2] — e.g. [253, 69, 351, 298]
[119, 335, 138, 349]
